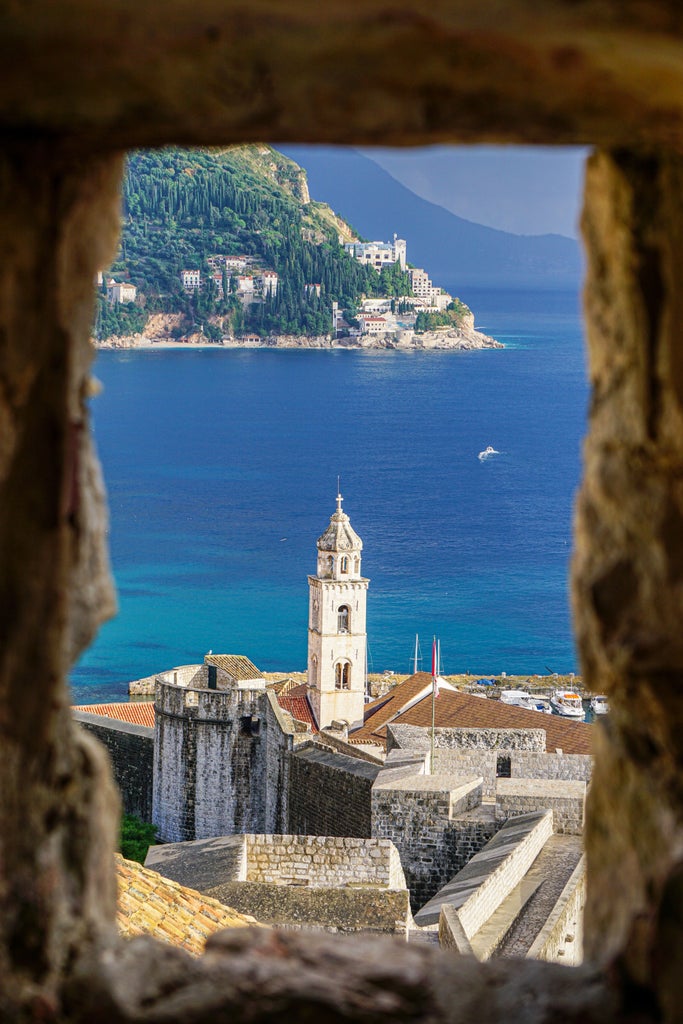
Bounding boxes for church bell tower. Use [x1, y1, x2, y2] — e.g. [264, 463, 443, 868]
[307, 492, 369, 729]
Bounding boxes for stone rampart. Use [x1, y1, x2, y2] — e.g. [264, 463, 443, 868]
[206, 880, 412, 936]
[511, 751, 592, 784]
[372, 765, 486, 910]
[526, 855, 585, 965]
[244, 834, 405, 889]
[496, 779, 586, 835]
[153, 680, 293, 843]
[288, 744, 380, 838]
[73, 712, 154, 822]
[430, 750, 498, 798]
[387, 724, 546, 753]
[414, 810, 554, 934]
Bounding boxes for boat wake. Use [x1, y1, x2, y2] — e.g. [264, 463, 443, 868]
[478, 445, 500, 460]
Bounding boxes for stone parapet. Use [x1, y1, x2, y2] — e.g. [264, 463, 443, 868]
[414, 810, 553, 933]
[526, 855, 586, 964]
[511, 751, 592, 783]
[244, 834, 404, 889]
[496, 779, 586, 835]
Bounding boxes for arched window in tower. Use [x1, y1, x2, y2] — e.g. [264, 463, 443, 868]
[337, 604, 350, 632]
[327, 554, 334, 574]
[312, 598, 320, 629]
[340, 555, 349, 574]
[335, 661, 351, 690]
[311, 654, 318, 685]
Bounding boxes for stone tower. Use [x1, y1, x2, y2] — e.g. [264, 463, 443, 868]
[307, 492, 369, 729]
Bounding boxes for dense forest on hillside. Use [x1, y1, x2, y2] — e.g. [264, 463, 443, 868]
[95, 147, 412, 340]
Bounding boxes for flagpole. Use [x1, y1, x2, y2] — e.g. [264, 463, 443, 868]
[431, 635, 436, 775]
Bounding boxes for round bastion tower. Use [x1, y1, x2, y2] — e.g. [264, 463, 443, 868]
[307, 492, 369, 729]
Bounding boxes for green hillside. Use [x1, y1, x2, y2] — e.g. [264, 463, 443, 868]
[96, 146, 412, 340]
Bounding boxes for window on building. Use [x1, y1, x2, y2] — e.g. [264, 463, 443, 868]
[335, 661, 351, 690]
[340, 556, 349, 574]
[338, 604, 350, 632]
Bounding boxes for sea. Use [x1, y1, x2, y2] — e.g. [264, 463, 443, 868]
[71, 287, 589, 705]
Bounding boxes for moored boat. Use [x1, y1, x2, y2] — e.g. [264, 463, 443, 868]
[500, 690, 552, 714]
[550, 689, 585, 718]
[590, 694, 609, 715]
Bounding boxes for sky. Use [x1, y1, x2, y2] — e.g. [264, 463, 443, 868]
[361, 146, 588, 239]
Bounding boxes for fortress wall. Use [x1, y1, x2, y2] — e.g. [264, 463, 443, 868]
[288, 745, 379, 838]
[511, 751, 593, 783]
[73, 713, 154, 822]
[245, 834, 403, 888]
[371, 778, 495, 911]
[153, 682, 279, 843]
[430, 750, 498, 797]
[206, 880, 412, 936]
[496, 779, 587, 834]
[526, 856, 586, 965]
[387, 724, 546, 754]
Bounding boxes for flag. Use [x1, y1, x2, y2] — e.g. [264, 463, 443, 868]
[432, 637, 440, 698]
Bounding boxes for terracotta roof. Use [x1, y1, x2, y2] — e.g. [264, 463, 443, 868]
[73, 702, 155, 728]
[116, 854, 258, 954]
[350, 673, 592, 755]
[204, 654, 262, 680]
[277, 690, 318, 732]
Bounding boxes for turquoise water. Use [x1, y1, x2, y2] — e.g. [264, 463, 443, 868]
[71, 288, 589, 703]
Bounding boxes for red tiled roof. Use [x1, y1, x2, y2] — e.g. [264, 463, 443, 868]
[350, 673, 592, 755]
[73, 702, 156, 729]
[277, 692, 318, 732]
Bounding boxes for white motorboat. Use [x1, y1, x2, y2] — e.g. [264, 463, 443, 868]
[500, 689, 531, 707]
[590, 694, 609, 715]
[519, 694, 553, 715]
[500, 690, 552, 714]
[478, 445, 499, 460]
[550, 689, 585, 718]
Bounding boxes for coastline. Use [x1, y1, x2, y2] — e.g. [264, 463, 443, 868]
[96, 327, 503, 353]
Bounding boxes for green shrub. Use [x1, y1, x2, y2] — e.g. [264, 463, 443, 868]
[119, 814, 158, 864]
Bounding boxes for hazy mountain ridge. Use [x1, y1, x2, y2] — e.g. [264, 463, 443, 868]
[278, 146, 583, 289]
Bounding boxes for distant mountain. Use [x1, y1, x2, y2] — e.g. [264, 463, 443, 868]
[277, 146, 582, 290]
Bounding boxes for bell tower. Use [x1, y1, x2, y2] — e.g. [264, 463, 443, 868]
[307, 492, 369, 729]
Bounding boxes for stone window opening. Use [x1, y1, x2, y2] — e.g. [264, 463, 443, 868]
[335, 661, 351, 690]
[337, 604, 350, 633]
[5, 11, 683, 1024]
[496, 754, 511, 778]
[340, 555, 349, 574]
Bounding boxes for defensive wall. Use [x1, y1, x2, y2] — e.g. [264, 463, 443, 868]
[73, 711, 154, 822]
[287, 743, 381, 838]
[147, 833, 412, 937]
[153, 678, 295, 842]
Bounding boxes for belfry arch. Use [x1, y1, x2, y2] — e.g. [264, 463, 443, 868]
[3, 4, 683, 1022]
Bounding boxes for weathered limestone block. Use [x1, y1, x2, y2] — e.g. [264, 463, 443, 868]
[575, 149, 683, 1000]
[0, 144, 123, 1016]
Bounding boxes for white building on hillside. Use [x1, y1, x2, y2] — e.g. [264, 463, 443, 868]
[345, 233, 407, 271]
[106, 280, 137, 304]
[181, 269, 201, 291]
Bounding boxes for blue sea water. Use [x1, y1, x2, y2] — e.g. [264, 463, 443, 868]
[71, 287, 589, 704]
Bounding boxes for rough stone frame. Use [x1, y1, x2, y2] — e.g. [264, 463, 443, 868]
[3, 4, 683, 1021]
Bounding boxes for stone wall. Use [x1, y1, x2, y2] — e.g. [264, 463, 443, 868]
[371, 768, 488, 911]
[288, 743, 380, 838]
[430, 750, 498, 798]
[207, 880, 412, 936]
[511, 751, 592, 783]
[73, 712, 154, 822]
[153, 681, 294, 842]
[387, 724, 546, 754]
[527, 856, 586, 965]
[244, 834, 405, 889]
[496, 779, 586, 834]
